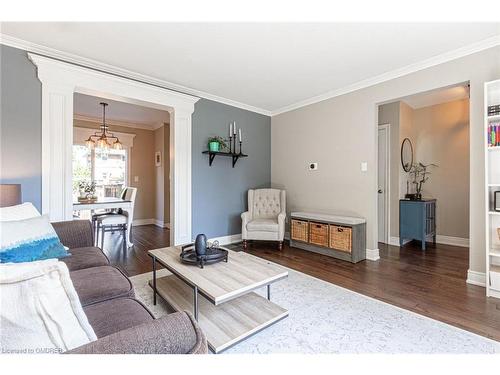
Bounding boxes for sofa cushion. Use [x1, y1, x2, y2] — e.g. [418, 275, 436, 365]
[84, 298, 154, 338]
[71, 266, 134, 307]
[247, 218, 279, 232]
[62, 247, 109, 271]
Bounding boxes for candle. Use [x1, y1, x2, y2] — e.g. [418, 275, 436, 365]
[239, 128, 242, 142]
[233, 121, 237, 135]
[229, 122, 233, 137]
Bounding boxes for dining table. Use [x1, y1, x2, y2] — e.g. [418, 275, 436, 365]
[73, 197, 133, 247]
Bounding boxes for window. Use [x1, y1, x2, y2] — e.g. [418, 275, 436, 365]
[72, 145, 128, 201]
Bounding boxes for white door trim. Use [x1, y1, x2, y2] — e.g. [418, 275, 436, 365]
[28, 53, 199, 245]
[377, 124, 391, 244]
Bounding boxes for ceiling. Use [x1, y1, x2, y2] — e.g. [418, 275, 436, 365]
[74, 93, 169, 129]
[2, 22, 499, 114]
[401, 84, 470, 109]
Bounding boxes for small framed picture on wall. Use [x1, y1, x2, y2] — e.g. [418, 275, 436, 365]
[155, 151, 162, 167]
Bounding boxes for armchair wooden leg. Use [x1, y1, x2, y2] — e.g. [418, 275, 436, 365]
[243, 240, 248, 250]
[278, 241, 283, 251]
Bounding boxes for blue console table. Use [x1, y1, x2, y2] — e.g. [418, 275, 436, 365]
[399, 199, 436, 250]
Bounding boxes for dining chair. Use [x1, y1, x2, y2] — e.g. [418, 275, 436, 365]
[95, 187, 137, 251]
[92, 187, 127, 243]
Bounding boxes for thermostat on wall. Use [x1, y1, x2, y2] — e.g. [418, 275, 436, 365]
[309, 163, 318, 170]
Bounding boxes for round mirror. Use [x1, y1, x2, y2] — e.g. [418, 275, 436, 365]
[401, 138, 413, 172]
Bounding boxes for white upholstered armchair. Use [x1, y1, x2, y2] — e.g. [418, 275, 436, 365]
[241, 189, 286, 250]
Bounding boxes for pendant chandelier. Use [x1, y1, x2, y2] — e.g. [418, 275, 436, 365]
[85, 102, 123, 150]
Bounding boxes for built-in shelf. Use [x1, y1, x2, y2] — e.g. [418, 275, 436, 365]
[485, 80, 500, 298]
[202, 150, 248, 168]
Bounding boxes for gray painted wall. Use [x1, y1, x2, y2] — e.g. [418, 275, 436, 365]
[192, 99, 271, 238]
[0, 45, 42, 210]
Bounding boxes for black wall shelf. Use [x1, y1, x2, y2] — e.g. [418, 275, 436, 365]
[202, 151, 248, 168]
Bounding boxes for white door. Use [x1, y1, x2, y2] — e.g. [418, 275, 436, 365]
[378, 125, 389, 244]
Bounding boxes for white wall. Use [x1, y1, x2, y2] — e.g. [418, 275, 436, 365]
[271, 46, 500, 274]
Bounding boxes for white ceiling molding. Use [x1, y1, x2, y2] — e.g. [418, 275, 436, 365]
[0, 33, 272, 116]
[74, 126, 136, 147]
[1, 32, 499, 117]
[271, 34, 500, 116]
[73, 114, 165, 131]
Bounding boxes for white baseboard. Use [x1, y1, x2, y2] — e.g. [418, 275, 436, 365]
[154, 220, 170, 229]
[132, 218, 155, 226]
[133, 218, 170, 229]
[366, 248, 380, 261]
[466, 270, 486, 287]
[209, 233, 242, 246]
[388, 236, 469, 248]
[436, 235, 469, 248]
[388, 236, 410, 246]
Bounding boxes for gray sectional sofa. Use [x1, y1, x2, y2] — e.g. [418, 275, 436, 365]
[51, 220, 207, 354]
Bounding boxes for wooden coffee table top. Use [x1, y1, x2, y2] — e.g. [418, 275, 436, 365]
[149, 246, 288, 305]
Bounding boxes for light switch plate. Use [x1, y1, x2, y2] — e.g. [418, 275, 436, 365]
[134, 176, 139, 182]
[309, 162, 318, 170]
[361, 162, 368, 172]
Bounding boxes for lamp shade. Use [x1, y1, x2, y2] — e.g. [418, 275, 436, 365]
[0, 184, 22, 207]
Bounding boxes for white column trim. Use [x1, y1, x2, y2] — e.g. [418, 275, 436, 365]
[366, 248, 380, 261]
[29, 53, 199, 245]
[466, 270, 486, 287]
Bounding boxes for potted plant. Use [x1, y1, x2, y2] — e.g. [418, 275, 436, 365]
[78, 181, 97, 202]
[208, 136, 227, 152]
[407, 162, 437, 200]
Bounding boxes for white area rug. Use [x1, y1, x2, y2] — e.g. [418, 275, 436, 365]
[130, 267, 500, 354]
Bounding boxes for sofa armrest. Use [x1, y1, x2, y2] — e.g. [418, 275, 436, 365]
[277, 212, 286, 240]
[52, 220, 94, 249]
[66, 312, 208, 354]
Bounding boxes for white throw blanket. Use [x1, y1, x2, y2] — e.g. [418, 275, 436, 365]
[0, 259, 97, 354]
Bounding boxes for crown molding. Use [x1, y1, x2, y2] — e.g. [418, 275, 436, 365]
[73, 114, 165, 131]
[270, 34, 500, 116]
[0, 33, 272, 116]
[2, 32, 499, 117]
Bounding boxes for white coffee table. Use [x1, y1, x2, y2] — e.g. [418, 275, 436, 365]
[148, 246, 288, 353]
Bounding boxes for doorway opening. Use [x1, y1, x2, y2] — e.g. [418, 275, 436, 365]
[377, 82, 470, 248]
[72, 93, 171, 250]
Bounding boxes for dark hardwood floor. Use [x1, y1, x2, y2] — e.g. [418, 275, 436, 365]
[104, 225, 500, 342]
[102, 224, 170, 276]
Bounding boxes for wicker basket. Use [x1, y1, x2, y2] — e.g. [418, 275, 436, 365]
[309, 222, 329, 247]
[329, 225, 352, 252]
[291, 219, 308, 242]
